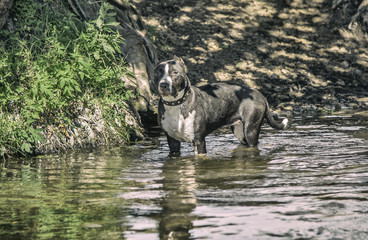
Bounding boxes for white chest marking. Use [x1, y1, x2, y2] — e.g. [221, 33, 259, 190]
[161, 107, 196, 142]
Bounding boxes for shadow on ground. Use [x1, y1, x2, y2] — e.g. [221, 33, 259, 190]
[134, 0, 368, 112]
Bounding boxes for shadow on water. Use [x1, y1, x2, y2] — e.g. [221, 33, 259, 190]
[0, 112, 368, 239]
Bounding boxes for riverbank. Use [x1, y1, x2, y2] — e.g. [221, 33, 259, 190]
[134, 0, 368, 114]
[0, 1, 144, 157]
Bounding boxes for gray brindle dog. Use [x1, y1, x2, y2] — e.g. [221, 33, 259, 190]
[154, 56, 288, 155]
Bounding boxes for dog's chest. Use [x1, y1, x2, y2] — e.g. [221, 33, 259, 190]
[160, 106, 196, 142]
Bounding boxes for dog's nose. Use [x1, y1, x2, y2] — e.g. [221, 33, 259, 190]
[160, 82, 170, 91]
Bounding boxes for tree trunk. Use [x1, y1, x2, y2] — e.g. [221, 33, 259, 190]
[348, 0, 368, 31]
[0, 0, 14, 30]
[67, 0, 158, 116]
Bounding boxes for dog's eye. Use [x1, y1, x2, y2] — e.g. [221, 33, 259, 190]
[172, 71, 179, 75]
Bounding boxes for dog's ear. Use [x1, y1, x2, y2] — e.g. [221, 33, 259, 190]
[154, 59, 165, 68]
[174, 55, 187, 72]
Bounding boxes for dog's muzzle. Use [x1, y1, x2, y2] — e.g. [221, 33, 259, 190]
[160, 82, 170, 91]
[159, 81, 173, 96]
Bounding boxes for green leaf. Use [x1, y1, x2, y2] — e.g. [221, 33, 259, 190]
[96, 18, 103, 30]
[94, 51, 100, 60]
[79, 72, 85, 81]
[78, 57, 91, 69]
[32, 112, 40, 120]
[74, 85, 81, 93]
[105, 21, 120, 28]
[30, 128, 45, 143]
[21, 142, 32, 153]
[59, 78, 66, 89]
[30, 86, 38, 98]
[63, 86, 72, 97]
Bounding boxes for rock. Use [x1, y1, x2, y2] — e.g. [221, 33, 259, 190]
[341, 60, 349, 68]
[354, 69, 362, 76]
[270, 73, 279, 80]
[336, 80, 346, 86]
[0, 0, 14, 30]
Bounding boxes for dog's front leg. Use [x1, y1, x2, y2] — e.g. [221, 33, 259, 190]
[193, 139, 206, 155]
[167, 135, 181, 155]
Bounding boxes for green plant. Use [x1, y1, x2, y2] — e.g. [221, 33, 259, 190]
[0, 0, 136, 157]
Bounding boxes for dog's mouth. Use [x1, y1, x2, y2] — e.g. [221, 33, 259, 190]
[159, 89, 173, 97]
[160, 91, 171, 97]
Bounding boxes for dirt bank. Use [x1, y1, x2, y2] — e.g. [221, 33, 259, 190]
[133, 0, 368, 113]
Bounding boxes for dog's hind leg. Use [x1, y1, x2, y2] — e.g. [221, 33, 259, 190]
[232, 122, 260, 147]
[244, 123, 261, 147]
[231, 122, 248, 145]
[238, 107, 265, 147]
[243, 113, 264, 147]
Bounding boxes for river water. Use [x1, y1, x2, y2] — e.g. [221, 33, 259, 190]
[1, 112, 368, 239]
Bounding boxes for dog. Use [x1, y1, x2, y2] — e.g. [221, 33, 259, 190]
[154, 56, 288, 155]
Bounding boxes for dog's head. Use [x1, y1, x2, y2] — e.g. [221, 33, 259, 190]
[154, 56, 190, 100]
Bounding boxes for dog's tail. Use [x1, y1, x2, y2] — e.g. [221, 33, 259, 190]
[265, 102, 289, 130]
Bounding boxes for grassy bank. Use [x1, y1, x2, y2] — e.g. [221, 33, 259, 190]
[0, 0, 141, 158]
